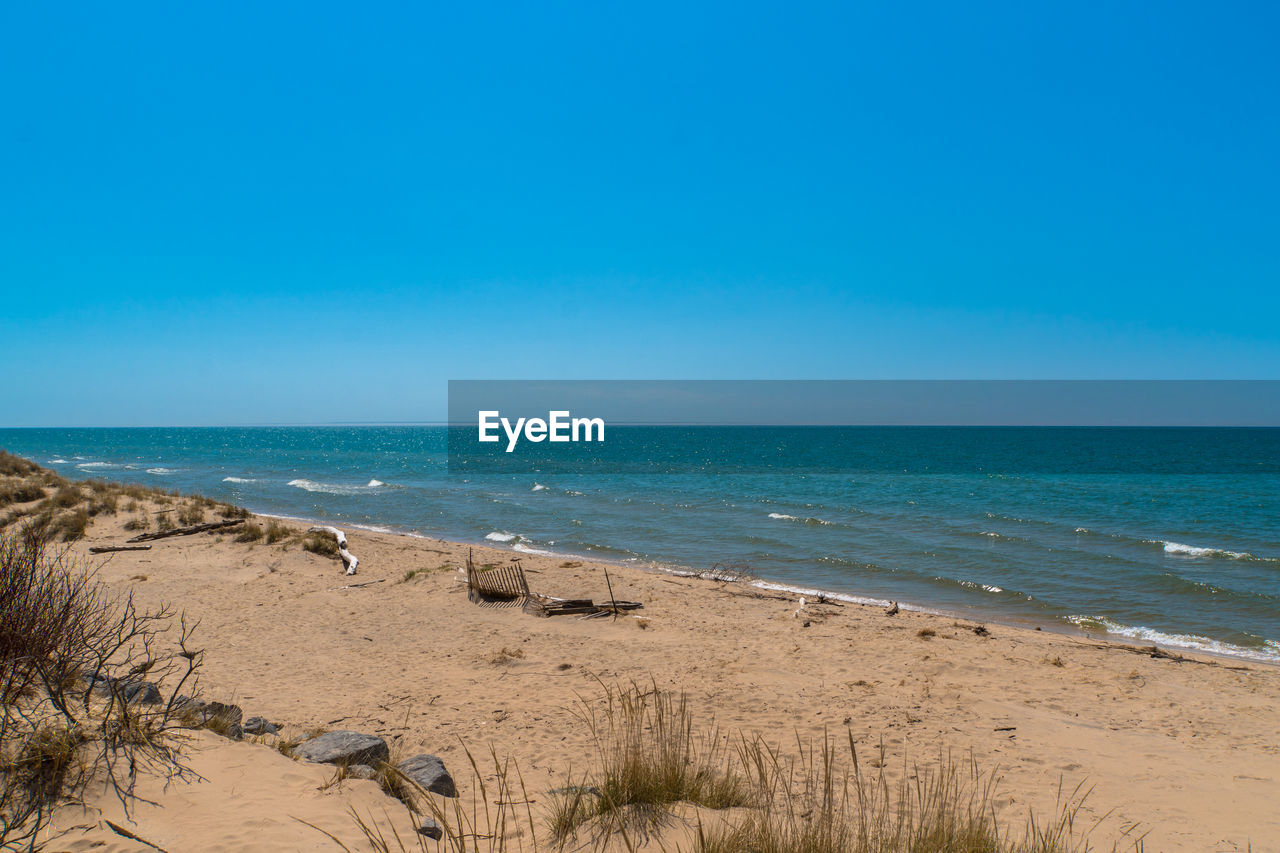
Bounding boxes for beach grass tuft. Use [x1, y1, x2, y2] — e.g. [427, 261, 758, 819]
[549, 680, 750, 845]
[301, 531, 340, 557]
[235, 521, 265, 543]
[176, 502, 206, 526]
[264, 520, 290, 545]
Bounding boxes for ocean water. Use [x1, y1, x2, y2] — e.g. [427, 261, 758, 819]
[2, 426, 1277, 663]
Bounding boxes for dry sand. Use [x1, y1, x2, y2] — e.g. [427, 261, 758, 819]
[41, 509, 1280, 852]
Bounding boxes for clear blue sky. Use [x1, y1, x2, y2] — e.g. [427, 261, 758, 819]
[2, 1, 1277, 426]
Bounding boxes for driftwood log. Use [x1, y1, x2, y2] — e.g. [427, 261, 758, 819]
[127, 519, 244, 543]
[309, 526, 359, 575]
[89, 545, 153, 554]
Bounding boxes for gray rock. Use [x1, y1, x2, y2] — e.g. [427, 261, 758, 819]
[242, 716, 278, 735]
[346, 764, 378, 780]
[397, 754, 457, 797]
[293, 731, 389, 766]
[417, 818, 443, 840]
[127, 681, 162, 704]
[83, 673, 160, 704]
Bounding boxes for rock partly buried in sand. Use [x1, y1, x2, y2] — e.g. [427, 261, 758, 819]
[417, 818, 443, 839]
[397, 754, 457, 797]
[122, 680, 163, 704]
[346, 764, 378, 780]
[242, 716, 278, 735]
[83, 673, 162, 705]
[294, 731, 390, 766]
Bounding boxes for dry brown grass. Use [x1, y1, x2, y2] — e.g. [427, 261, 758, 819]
[177, 502, 206, 526]
[548, 680, 750, 845]
[264, 520, 290, 545]
[301, 531, 340, 557]
[489, 646, 525, 666]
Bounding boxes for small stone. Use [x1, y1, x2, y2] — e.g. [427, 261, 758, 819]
[416, 818, 443, 839]
[346, 764, 378, 780]
[397, 754, 457, 797]
[294, 731, 390, 766]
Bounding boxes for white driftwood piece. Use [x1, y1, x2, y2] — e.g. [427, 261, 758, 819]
[309, 525, 359, 575]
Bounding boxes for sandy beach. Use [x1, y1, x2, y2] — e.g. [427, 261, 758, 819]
[18, 495, 1275, 853]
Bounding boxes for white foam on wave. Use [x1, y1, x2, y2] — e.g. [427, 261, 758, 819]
[513, 542, 557, 556]
[146, 468, 174, 475]
[287, 478, 386, 495]
[222, 477, 255, 484]
[752, 580, 896, 609]
[1074, 527, 1089, 533]
[485, 531, 517, 543]
[975, 530, 1022, 544]
[47, 458, 68, 465]
[1068, 615, 1280, 663]
[76, 462, 113, 469]
[955, 578, 1007, 594]
[1156, 540, 1258, 560]
[767, 512, 833, 526]
[348, 522, 394, 534]
[531, 483, 548, 492]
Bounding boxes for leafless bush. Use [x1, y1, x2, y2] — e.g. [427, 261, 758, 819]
[0, 527, 204, 848]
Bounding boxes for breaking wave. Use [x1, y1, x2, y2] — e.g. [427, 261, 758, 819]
[513, 542, 557, 556]
[288, 478, 387, 495]
[768, 512, 834, 526]
[485, 531, 518, 543]
[222, 477, 255, 484]
[1151, 540, 1276, 562]
[1067, 615, 1280, 663]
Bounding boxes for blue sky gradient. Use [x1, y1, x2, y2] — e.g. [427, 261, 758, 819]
[2, 1, 1277, 425]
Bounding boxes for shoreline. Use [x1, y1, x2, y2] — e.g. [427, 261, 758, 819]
[4, 435, 1276, 668]
[254, 508, 1280, 668]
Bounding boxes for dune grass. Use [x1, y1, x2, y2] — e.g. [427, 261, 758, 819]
[333, 680, 1143, 853]
[264, 520, 290, 544]
[547, 680, 750, 845]
[302, 530, 341, 557]
[236, 521, 266, 542]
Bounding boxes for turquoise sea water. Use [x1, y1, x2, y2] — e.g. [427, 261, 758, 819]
[2, 426, 1277, 663]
